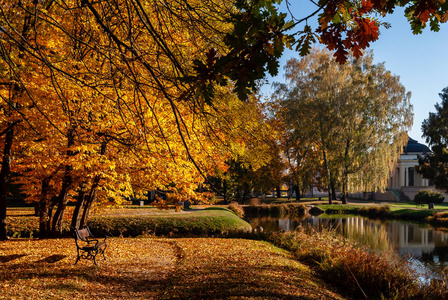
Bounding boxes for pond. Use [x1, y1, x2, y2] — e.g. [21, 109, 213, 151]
[249, 214, 448, 279]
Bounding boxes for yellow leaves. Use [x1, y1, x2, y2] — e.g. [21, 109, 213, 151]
[0, 238, 176, 299]
[0, 0, 277, 216]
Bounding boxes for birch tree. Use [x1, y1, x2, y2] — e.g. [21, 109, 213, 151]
[273, 49, 413, 203]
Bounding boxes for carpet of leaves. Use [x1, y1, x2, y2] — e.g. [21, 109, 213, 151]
[161, 238, 345, 299]
[1, 237, 345, 299]
[0, 238, 176, 299]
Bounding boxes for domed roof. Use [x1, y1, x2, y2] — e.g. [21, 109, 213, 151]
[403, 137, 431, 154]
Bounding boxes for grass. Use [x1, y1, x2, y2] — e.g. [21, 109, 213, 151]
[5, 206, 252, 238]
[318, 203, 438, 223]
[0, 237, 346, 299]
[3, 205, 448, 299]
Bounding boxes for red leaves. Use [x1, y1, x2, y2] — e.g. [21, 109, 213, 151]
[346, 17, 380, 57]
[358, 0, 374, 15]
[318, 0, 380, 63]
[414, 0, 438, 24]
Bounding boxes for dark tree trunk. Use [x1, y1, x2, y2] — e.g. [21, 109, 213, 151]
[80, 177, 99, 228]
[79, 141, 106, 228]
[322, 148, 332, 205]
[342, 139, 350, 205]
[51, 129, 75, 237]
[294, 185, 300, 201]
[33, 202, 39, 216]
[51, 179, 71, 237]
[0, 125, 14, 240]
[71, 182, 87, 230]
[38, 177, 51, 238]
[330, 179, 337, 200]
[223, 179, 228, 205]
[276, 186, 281, 198]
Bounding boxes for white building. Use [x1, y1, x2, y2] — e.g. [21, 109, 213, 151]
[387, 138, 434, 201]
[353, 137, 444, 202]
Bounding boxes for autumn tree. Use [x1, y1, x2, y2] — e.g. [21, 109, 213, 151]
[273, 49, 412, 203]
[418, 87, 448, 192]
[207, 91, 283, 202]
[0, 0, 445, 239]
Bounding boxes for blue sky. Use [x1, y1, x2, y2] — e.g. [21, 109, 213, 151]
[262, 4, 448, 145]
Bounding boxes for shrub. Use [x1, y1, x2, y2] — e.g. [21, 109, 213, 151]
[359, 205, 390, 218]
[228, 202, 245, 218]
[428, 211, 448, 226]
[267, 229, 421, 299]
[243, 203, 308, 217]
[249, 197, 260, 206]
[414, 190, 445, 204]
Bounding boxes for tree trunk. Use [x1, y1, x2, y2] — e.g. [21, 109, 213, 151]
[80, 177, 99, 228]
[295, 185, 300, 201]
[0, 125, 14, 240]
[342, 139, 350, 204]
[330, 179, 337, 200]
[79, 141, 106, 228]
[51, 129, 75, 237]
[38, 177, 51, 238]
[322, 148, 332, 205]
[223, 179, 228, 205]
[342, 171, 348, 204]
[71, 182, 87, 230]
[51, 180, 71, 237]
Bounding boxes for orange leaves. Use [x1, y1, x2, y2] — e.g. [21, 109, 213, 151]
[0, 237, 176, 299]
[318, 0, 380, 63]
[346, 17, 380, 58]
[414, 0, 438, 24]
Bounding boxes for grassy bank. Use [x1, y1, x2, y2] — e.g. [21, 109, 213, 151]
[318, 203, 440, 223]
[5, 207, 251, 238]
[243, 203, 308, 217]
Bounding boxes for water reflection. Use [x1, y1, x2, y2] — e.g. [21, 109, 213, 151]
[250, 215, 448, 278]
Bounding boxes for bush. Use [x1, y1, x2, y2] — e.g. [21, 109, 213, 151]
[249, 197, 260, 206]
[359, 205, 390, 218]
[243, 203, 308, 217]
[228, 202, 245, 218]
[267, 229, 437, 299]
[414, 190, 445, 204]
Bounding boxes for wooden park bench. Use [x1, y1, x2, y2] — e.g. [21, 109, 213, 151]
[74, 226, 107, 265]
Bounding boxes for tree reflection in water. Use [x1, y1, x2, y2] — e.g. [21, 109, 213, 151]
[250, 214, 448, 279]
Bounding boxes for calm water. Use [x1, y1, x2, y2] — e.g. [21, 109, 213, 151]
[250, 215, 448, 279]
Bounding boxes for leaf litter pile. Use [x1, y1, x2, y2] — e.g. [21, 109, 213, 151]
[1, 237, 345, 299]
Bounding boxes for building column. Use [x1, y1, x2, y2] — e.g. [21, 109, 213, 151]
[400, 166, 406, 187]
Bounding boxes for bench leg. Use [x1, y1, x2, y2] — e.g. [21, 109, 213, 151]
[102, 245, 107, 261]
[74, 249, 81, 265]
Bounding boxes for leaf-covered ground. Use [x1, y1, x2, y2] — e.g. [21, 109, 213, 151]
[0, 237, 345, 299]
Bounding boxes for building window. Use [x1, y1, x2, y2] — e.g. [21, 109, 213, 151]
[408, 168, 414, 187]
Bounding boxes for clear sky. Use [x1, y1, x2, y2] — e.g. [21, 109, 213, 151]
[262, 4, 448, 146]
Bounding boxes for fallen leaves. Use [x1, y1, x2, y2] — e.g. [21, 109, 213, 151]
[0, 238, 176, 299]
[1, 237, 345, 299]
[162, 238, 345, 299]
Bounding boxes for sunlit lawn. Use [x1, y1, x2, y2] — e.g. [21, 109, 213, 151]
[389, 202, 448, 210]
[6, 206, 252, 238]
[0, 237, 345, 299]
